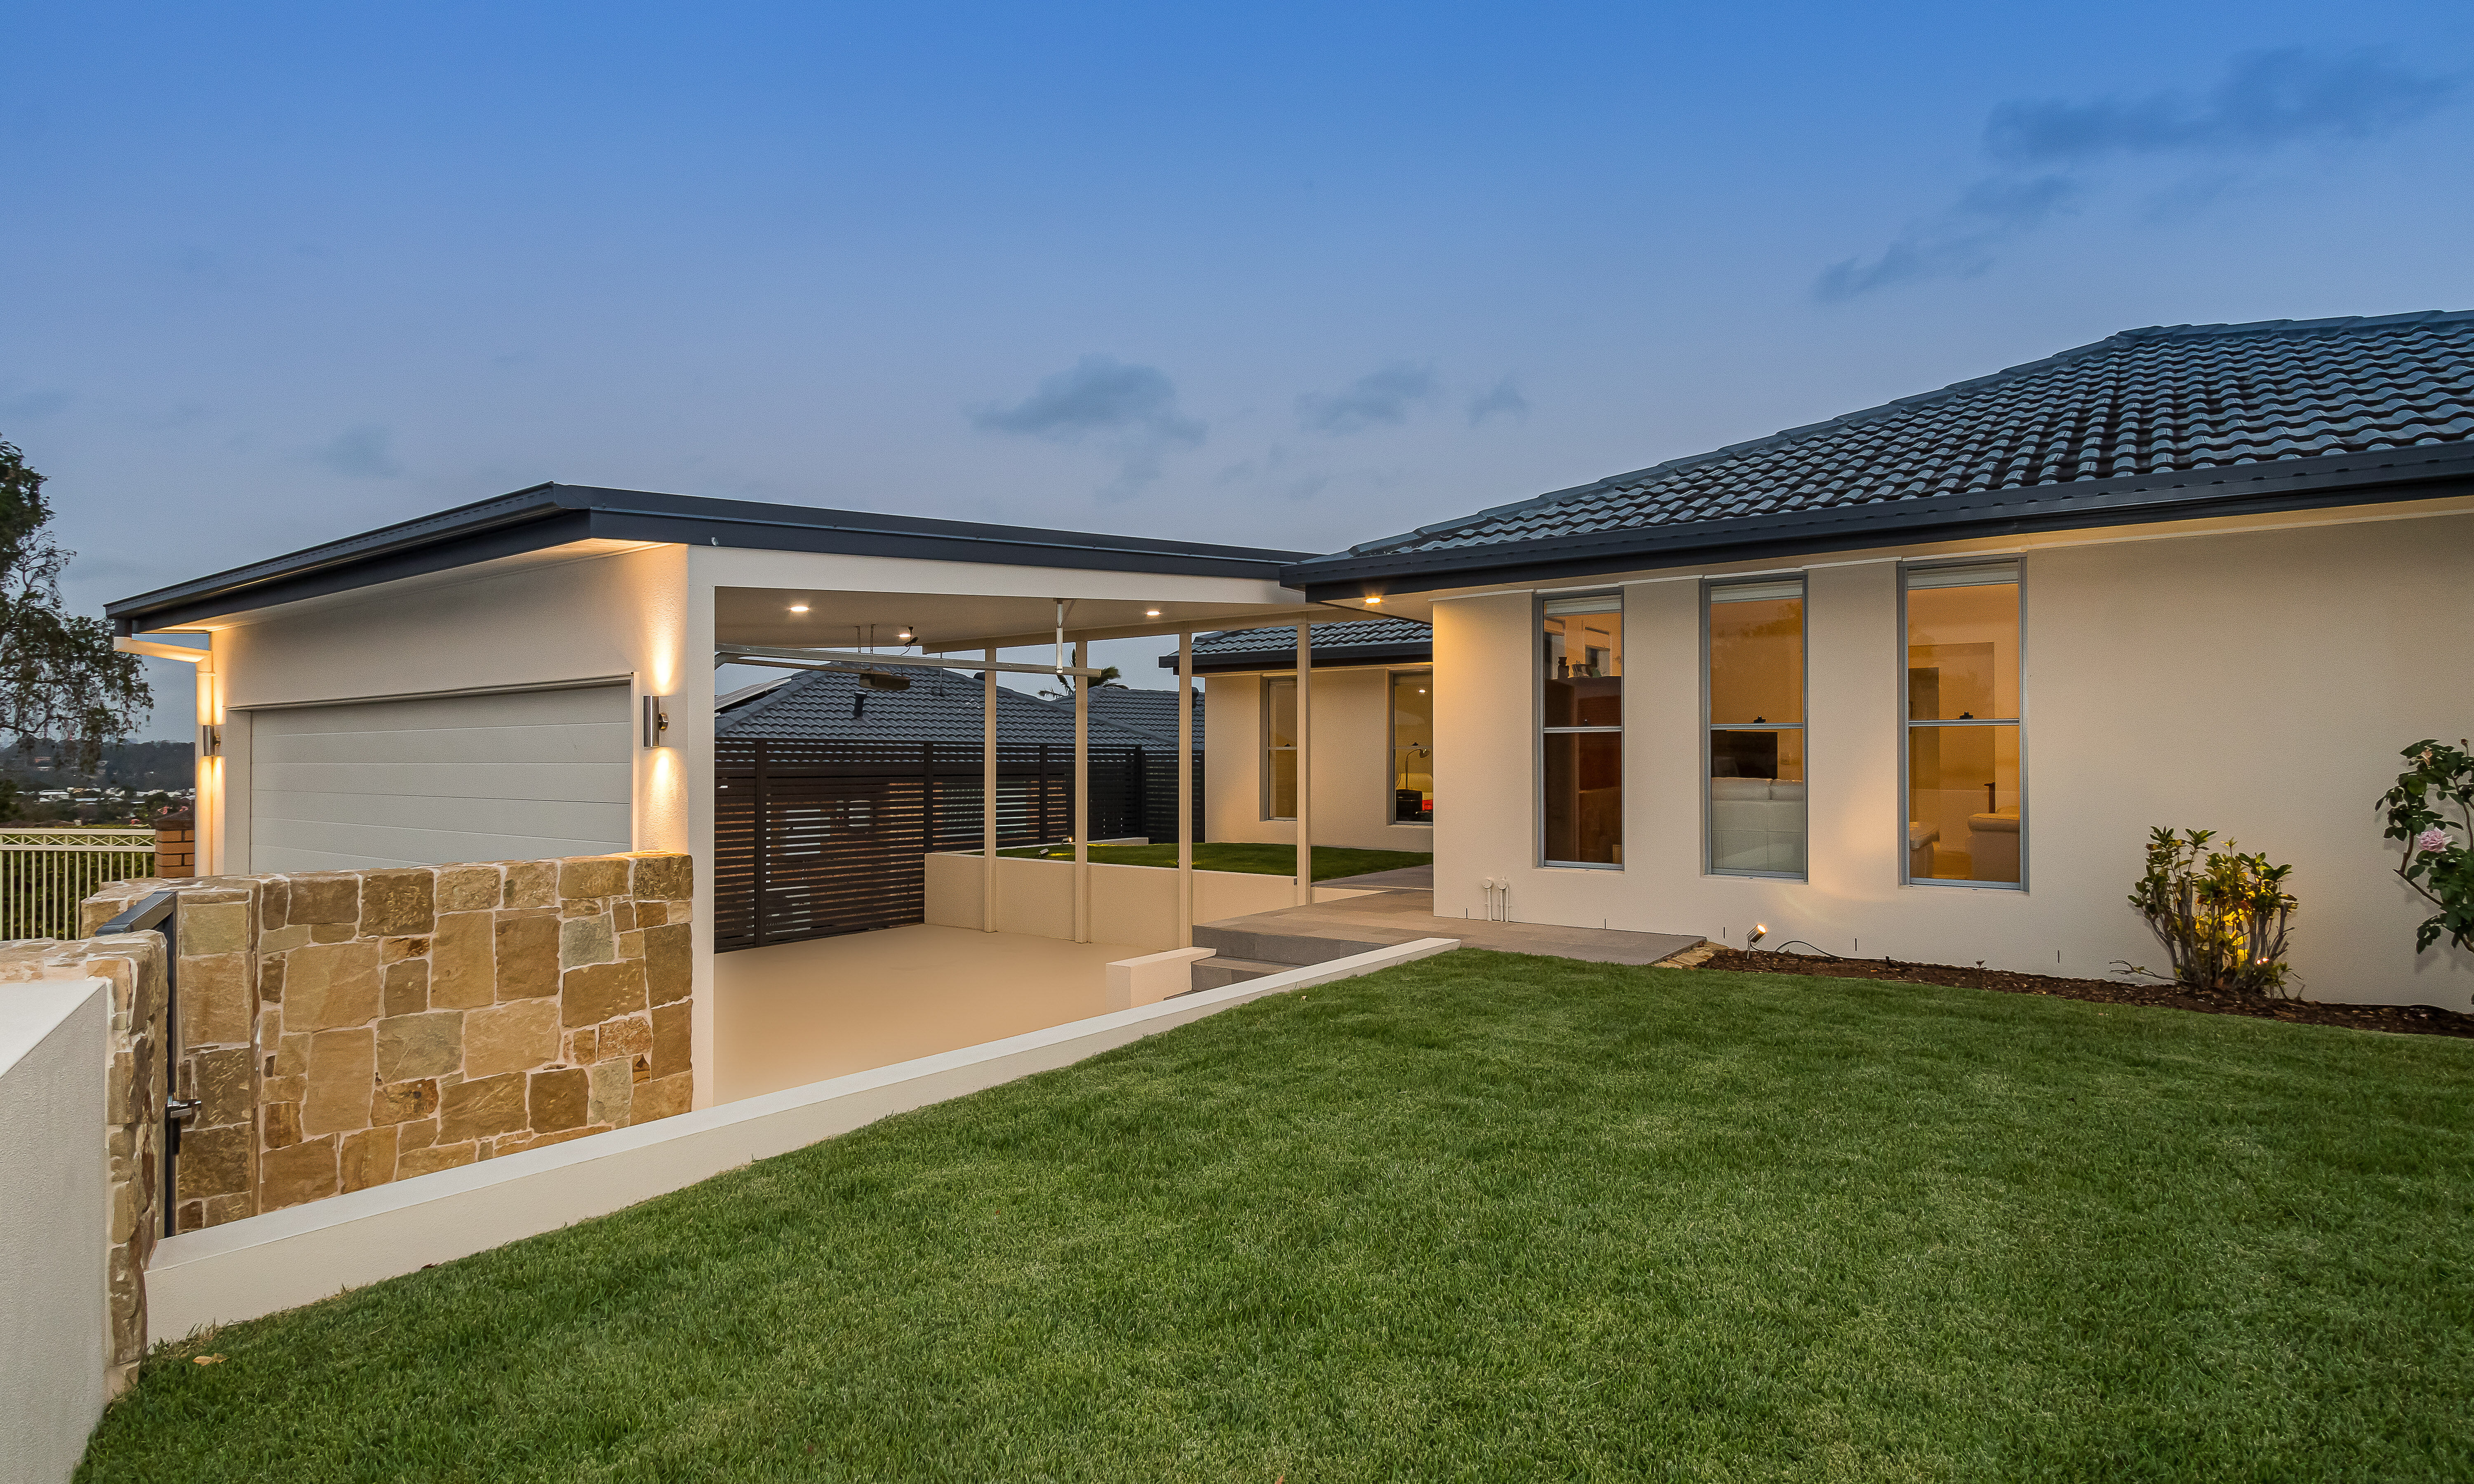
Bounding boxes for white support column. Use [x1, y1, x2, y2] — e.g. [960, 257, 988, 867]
[1176, 630, 1194, 947]
[1073, 639, 1091, 944]
[982, 646, 998, 932]
[1295, 622, 1312, 906]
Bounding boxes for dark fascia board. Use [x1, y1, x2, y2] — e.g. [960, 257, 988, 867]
[110, 483, 1317, 634]
[1159, 642, 1435, 674]
[1284, 446, 2474, 599]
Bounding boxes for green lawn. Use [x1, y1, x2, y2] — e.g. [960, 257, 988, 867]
[997, 840, 1431, 883]
[85, 954, 2474, 1482]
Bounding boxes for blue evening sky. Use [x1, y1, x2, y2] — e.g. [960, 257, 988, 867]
[6, 3, 2471, 735]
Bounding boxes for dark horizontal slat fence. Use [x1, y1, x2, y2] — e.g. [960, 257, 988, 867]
[715, 739, 1204, 953]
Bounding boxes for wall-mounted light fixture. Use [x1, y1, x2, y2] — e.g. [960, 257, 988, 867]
[788, 604, 809, 614]
[641, 695, 671, 749]
[1364, 595, 1382, 606]
[200, 724, 222, 757]
[1145, 608, 1162, 618]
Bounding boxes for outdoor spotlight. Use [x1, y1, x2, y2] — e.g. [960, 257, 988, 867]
[1748, 924, 1768, 946]
[1145, 608, 1161, 618]
[788, 604, 809, 614]
[860, 670, 911, 692]
[640, 695, 671, 748]
[1364, 595, 1382, 605]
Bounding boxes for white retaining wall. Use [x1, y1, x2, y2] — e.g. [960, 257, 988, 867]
[0, 979, 110, 1484]
[923, 852, 1373, 949]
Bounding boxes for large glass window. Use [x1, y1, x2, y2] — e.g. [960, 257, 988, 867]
[1389, 671, 1434, 824]
[1262, 676, 1297, 820]
[1707, 579, 1805, 876]
[1542, 594, 1623, 865]
[1904, 562, 2022, 886]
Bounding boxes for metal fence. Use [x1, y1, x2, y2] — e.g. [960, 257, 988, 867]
[0, 828, 159, 941]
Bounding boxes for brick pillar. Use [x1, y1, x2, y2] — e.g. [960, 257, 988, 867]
[153, 811, 195, 880]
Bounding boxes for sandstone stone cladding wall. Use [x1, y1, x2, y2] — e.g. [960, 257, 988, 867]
[83, 852, 692, 1235]
[152, 810, 195, 879]
[0, 932, 168, 1395]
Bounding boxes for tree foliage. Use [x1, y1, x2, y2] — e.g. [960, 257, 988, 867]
[0, 441, 152, 773]
[2380, 738, 2474, 954]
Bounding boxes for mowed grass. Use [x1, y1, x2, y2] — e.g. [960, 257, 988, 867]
[999, 840, 1432, 882]
[85, 953, 2474, 1482]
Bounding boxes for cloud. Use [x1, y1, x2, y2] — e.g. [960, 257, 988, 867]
[1297, 363, 1438, 434]
[971, 355, 1204, 500]
[1466, 376, 1531, 426]
[1818, 48, 2458, 301]
[315, 425, 402, 478]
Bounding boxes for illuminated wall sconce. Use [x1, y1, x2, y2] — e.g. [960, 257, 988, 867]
[200, 724, 223, 756]
[641, 695, 671, 749]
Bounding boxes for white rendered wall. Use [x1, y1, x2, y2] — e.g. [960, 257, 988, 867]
[1202, 669, 1437, 853]
[1432, 507, 2474, 1009]
[0, 979, 109, 1484]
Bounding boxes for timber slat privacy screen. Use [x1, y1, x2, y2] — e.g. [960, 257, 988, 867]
[714, 739, 1204, 951]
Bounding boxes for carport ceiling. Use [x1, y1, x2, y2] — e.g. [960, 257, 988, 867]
[714, 588, 1357, 651]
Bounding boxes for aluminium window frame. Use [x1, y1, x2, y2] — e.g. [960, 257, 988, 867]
[1536, 589, 1626, 871]
[1896, 557, 2030, 892]
[1700, 574, 1810, 881]
[1386, 667, 1436, 830]
[1259, 674, 1298, 822]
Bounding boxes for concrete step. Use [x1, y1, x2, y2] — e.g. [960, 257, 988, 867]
[1187, 956, 1293, 992]
[1191, 925, 1391, 967]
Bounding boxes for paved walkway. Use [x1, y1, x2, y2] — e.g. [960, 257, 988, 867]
[1206, 888, 1702, 967]
[1320, 864, 1436, 890]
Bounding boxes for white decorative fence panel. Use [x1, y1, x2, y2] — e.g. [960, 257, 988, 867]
[0, 830, 158, 941]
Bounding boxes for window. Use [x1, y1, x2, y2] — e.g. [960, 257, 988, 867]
[1262, 677, 1297, 820]
[1707, 579, 1805, 876]
[1390, 671, 1434, 824]
[1903, 561, 2022, 886]
[1541, 594, 1623, 865]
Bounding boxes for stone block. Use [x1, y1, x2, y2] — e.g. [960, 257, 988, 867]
[301, 1028, 376, 1136]
[496, 1126, 598, 1157]
[600, 1014, 652, 1061]
[643, 924, 691, 1006]
[634, 901, 666, 927]
[566, 1026, 599, 1065]
[630, 853, 691, 903]
[559, 855, 629, 900]
[257, 924, 312, 954]
[259, 878, 290, 931]
[439, 1073, 527, 1143]
[176, 1123, 250, 1203]
[260, 1136, 338, 1212]
[285, 941, 383, 1031]
[194, 1046, 254, 1127]
[503, 859, 556, 909]
[310, 923, 355, 943]
[381, 935, 432, 963]
[273, 1032, 310, 1078]
[201, 1193, 252, 1228]
[652, 1001, 690, 1079]
[634, 1073, 690, 1123]
[395, 1117, 438, 1153]
[360, 869, 437, 937]
[430, 911, 494, 1009]
[396, 1141, 476, 1179]
[495, 913, 560, 1000]
[560, 914, 616, 968]
[372, 1077, 439, 1125]
[588, 1057, 633, 1127]
[180, 953, 252, 1047]
[181, 901, 251, 956]
[529, 1066, 589, 1132]
[257, 956, 285, 1005]
[611, 900, 637, 933]
[616, 928, 645, 960]
[376, 1010, 462, 1081]
[340, 1124, 399, 1193]
[437, 865, 501, 913]
[562, 959, 645, 1028]
[464, 999, 559, 1078]
[175, 1200, 202, 1235]
[261, 1073, 304, 1107]
[287, 873, 361, 925]
[382, 958, 429, 1017]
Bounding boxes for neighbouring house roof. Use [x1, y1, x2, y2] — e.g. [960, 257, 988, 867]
[717, 665, 1195, 750]
[109, 483, 1315, 634]
[1285, 311, 2474, 597]
[1156, 617, 1434, 675]
[1042, 687, 1204, 745]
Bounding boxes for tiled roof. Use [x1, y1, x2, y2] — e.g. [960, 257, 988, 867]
[1322, 312, 2474, 561]
[1041, 688, 1204, 745]
[1189, 617, 1433, 656]
[717, 666, 1184, 749]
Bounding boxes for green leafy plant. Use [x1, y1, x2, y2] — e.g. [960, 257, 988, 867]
[0, 441, 152, 769]
[2379, 738, 2474, 954]
[2123, 828, 2297, 996]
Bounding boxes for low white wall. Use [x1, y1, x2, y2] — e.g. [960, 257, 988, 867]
[1105, 947, 1215, 1010]
[145, 937, 1460, 1341]
[0, 979, 109, 1484]
[924, 852, 1374, 949]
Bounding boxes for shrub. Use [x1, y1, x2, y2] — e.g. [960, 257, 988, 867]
[2125, 828, 2297, 996]
[2379, 738, 2474, 954]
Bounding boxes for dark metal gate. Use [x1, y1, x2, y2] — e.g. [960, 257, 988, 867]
[714, 739, 1203, 952]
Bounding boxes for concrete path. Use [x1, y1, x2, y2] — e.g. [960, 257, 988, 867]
[1204, 888, 1702, 967]
[1318, 864, 1436, 890]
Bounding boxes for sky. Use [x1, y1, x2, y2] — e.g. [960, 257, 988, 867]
[6, 2, 2472, 737]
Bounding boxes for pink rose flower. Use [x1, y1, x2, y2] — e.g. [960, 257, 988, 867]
[2416, 826, 2451, 854]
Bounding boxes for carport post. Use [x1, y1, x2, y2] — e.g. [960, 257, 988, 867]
[1073, 639, 1090, 943]
[983, 646, 998, 932]
[1295, 622, 1312, 906]
[1176, 629, 1194, 947]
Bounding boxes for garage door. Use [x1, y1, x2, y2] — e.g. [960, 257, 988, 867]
[248, 685, 634, 872]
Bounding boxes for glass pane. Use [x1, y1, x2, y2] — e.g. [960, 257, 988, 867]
[1906, 579, 2019, 721]
[1543, 730, 1622, 864]
[1391, 673, 1434, 824]
[1265, 678, 1297, 748]
[1907, 724, 2020, 883]
[1543, 608, 1624, 728]
[1709, 594, 1803, 724]
[1268, 749, 1297, 819]
[1709, 730, 1806, 874]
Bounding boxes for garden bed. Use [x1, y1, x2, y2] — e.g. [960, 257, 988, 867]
[1696, 946, 2474, 1039]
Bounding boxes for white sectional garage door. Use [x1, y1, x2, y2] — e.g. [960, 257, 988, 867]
[247, 685, 633, 872]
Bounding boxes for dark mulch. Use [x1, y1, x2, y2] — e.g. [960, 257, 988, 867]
[1694, 946, 2474, 1040]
